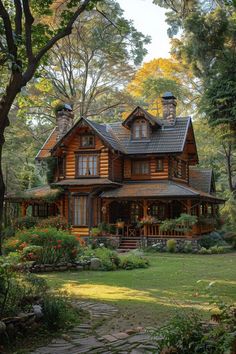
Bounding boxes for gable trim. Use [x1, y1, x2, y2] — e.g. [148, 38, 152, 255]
[51, 117, 123, 155]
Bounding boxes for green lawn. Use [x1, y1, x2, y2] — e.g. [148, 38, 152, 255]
[41, 253, 236, 329]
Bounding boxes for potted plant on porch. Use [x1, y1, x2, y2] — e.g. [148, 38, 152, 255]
[116, 219, 125, 228]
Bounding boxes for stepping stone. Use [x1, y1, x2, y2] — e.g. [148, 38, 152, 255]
[112, 332, 129, 339]
[102, 334, 118, 342]
[127, 333, 150, 344]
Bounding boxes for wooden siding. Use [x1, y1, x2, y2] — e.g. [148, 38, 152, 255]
[124, 157, 169, 180]
[109, 152, 123, 181]
[64, 126, 108, 179]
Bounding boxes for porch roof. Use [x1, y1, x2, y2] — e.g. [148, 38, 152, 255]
[51, 178, 121, 187]
[100, 181, 224, 203]
[5, 185, 62, 202]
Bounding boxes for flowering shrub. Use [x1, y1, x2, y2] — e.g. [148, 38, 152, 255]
[37, 216, 70, 230]
[3, 228, 79, 264]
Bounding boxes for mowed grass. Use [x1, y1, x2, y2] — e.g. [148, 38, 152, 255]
[40, 253, 236, 327]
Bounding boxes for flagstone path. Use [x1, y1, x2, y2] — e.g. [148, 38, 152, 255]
[30, 301, 159, 354]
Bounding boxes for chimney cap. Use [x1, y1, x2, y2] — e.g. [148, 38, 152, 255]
[162, 92, 176, 100]
[64, 103, 73, 111]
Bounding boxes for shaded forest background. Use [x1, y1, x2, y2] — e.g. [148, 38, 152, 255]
[2, 0, 236, 230]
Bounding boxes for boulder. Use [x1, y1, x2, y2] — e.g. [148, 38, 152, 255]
[90, 258, 101, 270]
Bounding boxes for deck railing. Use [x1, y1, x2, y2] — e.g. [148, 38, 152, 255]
[142, 222, 215, 238]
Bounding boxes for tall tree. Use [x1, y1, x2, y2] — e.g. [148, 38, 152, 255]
[20, 1, 150, 122]
[154, 0, 236, 194]
[0, 0, 100, 252]
[126, 58, 198, 116]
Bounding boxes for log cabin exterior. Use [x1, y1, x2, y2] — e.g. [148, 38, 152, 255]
[6, 93, 224, 246]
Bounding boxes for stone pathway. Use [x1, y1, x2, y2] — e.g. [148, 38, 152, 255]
[30, 301, 159, 354]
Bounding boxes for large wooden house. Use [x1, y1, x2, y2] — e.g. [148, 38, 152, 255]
[7, 93, 223, 246]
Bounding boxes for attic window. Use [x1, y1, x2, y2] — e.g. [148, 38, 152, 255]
[132, 118, 149, 140]
[81, 135, 94, 148]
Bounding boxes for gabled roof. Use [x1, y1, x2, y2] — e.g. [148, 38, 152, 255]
[122, 106, 163, 128]
[189, 167, 215, 194]
[37, 106, 194, 157]
[35, 127, 58, 160]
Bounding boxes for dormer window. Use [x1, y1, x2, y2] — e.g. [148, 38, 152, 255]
[132, 118, 149, 140]
[81, 135, 94, 148]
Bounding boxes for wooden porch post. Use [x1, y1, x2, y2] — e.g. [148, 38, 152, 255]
[143, 200, 148, 236]
[186, 200, 191, 214]
[21, 202, 28, 217]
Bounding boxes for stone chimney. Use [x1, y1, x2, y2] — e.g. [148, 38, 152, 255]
[162, 92, 177, 125]
[55, 103, 74, 140]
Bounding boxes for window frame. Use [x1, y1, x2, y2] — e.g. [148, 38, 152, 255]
[132, 160, 150, 176]
[80, 134, 95, 148]
[76, 153, 99, 178]
[156, 158, 164, 172]
[72, 195, 88, 226]
[132, 118, 149, 140]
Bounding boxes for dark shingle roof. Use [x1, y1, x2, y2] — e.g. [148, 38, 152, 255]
[87, 117, 190, 155]
[100, 180, 223, 202]
[52, 178, 121, 187]
[189, 167, 214, 194]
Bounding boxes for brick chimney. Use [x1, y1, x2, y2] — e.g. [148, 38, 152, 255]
[55, 104, 74, 140]
[162, 92, 177, 125]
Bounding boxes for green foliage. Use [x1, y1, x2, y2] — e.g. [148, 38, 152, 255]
[223, 231, 236, 249]
[199, 232, 226, 249]
[3, 228, 79, 264]
[22, 245, 43, 262]
[119, 254, 149, 270]
[166, 239, 177, 253]
[42, 295, 74, 330]
[14, 216, 38, 230]
[83, 247, 120, 271]
[198, 247, 212, 255]
[160, 214, 197, 233]
[0, 265, 47, 318]
[149, 305, 236, 354]
[210, 246, 225, 254]
[45, 157, 57, 184]
[37, 216, 70, 230]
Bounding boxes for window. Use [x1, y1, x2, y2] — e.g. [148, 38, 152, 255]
[32, 203, 57, 217]
[149, 203, 166, 220]
[77, 154, 98, 176]
[156, 159, 164, 172]
[81, 135, 94, 148]
[173, 158, 187, 179]
[132, 160, 149, 175]
[73, 196, 87, 225]
[130, 203, 143, 223]
[132, 118, 148, 139]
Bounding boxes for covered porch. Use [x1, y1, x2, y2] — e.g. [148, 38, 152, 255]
[100, 181, 224, 239]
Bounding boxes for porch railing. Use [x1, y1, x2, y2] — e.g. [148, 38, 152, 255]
[142, 222, 215, 238]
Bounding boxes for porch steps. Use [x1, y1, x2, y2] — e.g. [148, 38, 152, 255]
[118, 238, 140, 252]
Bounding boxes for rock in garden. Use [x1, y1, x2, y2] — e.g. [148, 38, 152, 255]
[32, 305, 43, 318]
[90, 258, 101, 270]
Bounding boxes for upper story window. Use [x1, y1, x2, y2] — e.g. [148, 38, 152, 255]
[173, 158, 187, 179]
[77, 154, 98, 177]
[132, 118, 149, 140]
[132, 160, 149, 175]
[156, 158, 164, 172]
[81, 135, 94, 148]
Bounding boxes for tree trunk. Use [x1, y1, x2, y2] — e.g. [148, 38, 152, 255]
[0, 137, 5, 255]
[0, 73, 23, 254]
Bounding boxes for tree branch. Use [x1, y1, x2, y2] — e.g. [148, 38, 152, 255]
[22, 0, 34, 62]
[14, 0, 22, 36]
[34, 0, 90, 64]
[0, 0, 17, 57]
